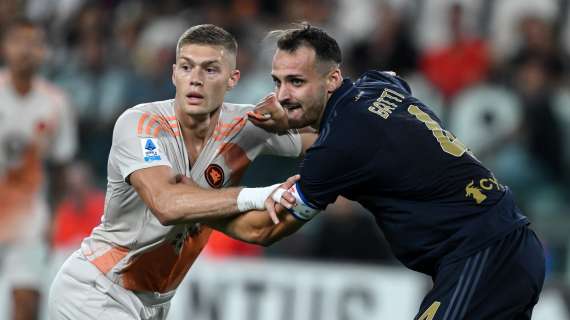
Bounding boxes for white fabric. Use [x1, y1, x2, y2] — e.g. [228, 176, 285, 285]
[48, 250, 170, 320]
[2, 239, 48, 289]
[74, 99, 301, 306]
[237, 183, 281, 212]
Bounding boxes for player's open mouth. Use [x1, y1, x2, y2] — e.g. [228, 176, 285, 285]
[186, 92, 204, 104]
[283, 103, 301, 110]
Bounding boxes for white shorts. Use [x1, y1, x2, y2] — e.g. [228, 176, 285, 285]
[1, 200, 49, 289]
[48, 250, 171, 320]
[1, 238, 48, 289]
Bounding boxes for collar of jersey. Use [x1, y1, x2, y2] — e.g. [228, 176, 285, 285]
[320, 78, 355, 133]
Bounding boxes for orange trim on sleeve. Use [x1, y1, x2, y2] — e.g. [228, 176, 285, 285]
[137, 113, 150, 136]
[145, 116, 159, 136]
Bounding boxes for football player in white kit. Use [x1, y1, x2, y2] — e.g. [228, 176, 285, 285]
[48, 24, 313, 319]
[0, 19, 77, 320]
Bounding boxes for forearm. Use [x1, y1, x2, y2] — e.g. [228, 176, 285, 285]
[256, 212, 305, 246]
[131, 168, 281, 226]
[207, 209, 306, 246]
[155, 183, 242, 225]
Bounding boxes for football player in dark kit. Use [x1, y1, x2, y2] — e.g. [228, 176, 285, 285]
[250, 24, 545, 319]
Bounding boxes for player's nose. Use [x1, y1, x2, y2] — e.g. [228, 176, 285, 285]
[276, 85, 290, 102]
[189, 68, 204, 87]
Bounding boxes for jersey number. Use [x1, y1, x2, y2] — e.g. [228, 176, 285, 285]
[418, 301, 441, 320]
[407, 105, 467, 157]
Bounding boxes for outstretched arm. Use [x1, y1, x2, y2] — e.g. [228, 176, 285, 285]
[248, 93, 317, 154]
[206, 175, 306, 246]
[207, 207, 305, 246]
[129, 166, 288, 226]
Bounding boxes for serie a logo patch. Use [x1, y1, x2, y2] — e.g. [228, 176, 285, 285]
[205, 164, 224, 188]
[140, 138, 163, 162]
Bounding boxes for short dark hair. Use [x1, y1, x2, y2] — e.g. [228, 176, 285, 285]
[271, 23, 341, 66]
[176, 24, 237, 58]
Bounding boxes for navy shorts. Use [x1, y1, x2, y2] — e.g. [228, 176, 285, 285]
[415, 226, 545, 320]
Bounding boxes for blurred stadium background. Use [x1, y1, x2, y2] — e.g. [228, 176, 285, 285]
[1, 0, 570, 319]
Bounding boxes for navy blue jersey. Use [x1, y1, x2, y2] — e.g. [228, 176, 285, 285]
[298, 71, 528, 276]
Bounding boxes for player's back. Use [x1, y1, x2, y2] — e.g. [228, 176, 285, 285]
[301, 71, 528, 275]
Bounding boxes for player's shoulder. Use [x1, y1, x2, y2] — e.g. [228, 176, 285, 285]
[114, 99, 176, 136]
[118, 99, 174, 120]
[345, 71, 419, 122]
[130, 99, 175, 115]
[355, 70, 412, 94]
[35, 76, 70, 105]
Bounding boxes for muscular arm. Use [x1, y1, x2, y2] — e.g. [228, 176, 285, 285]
[206, 174, 307, 246]
[206, 207, 306, 246]
[130, 165, 243, 225]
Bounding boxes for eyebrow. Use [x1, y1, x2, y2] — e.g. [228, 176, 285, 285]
[272, 74, 305, 80]
[178, 57, 222, 66]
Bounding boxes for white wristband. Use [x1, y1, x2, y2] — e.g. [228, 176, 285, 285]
[236, 184, 281, 212]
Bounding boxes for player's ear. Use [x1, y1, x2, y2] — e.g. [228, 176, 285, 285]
[171, 64, 176, 87]
[227, 69, 240, 90]
[326, 67, 342, 93]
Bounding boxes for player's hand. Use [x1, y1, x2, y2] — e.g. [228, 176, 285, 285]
[247, 93, 289, 132]
[266, 174, 299, 224]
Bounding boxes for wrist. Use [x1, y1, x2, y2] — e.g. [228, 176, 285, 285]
[236, 184, 281, 212]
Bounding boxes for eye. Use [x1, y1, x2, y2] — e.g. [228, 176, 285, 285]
[273, 79, 281, 88]
[180, 64, 190, 71]
[291, 78, 304, 87]
[206, 67, 219, 74]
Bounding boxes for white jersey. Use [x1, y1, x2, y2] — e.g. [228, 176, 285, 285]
[0, 70, 76, 243]
[81, 99, 301, 298]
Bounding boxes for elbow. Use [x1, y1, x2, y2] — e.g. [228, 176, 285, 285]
[258, 237, 278, 247]
[152, 207, 176, 226]
[150, 197, 178, 226]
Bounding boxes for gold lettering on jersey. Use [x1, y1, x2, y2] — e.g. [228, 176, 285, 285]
[479, 177, 500, 191]
[466, 181, 487, 204]
[368, 88, 404, 119]
[465, 177, 503, 204]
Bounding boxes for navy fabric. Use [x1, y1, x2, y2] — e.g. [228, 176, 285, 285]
[298, 71, 529, 275]
[414, 226, 545, 320]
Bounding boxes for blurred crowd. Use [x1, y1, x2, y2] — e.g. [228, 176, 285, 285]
[1, 0, 570, 281]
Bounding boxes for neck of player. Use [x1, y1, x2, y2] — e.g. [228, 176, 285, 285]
[9, 68, 34, 96]
[177, 106, 221, 158]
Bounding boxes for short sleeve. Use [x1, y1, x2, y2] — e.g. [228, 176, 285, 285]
[261, 129, 302, 157]
[110, 110, 172, 181]
[298, 144, 367, 210]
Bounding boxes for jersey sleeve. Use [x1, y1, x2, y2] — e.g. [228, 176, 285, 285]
[261, 129, 302, 157]
[110, 110, 172, 181]
[297, 144, 367, 210]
